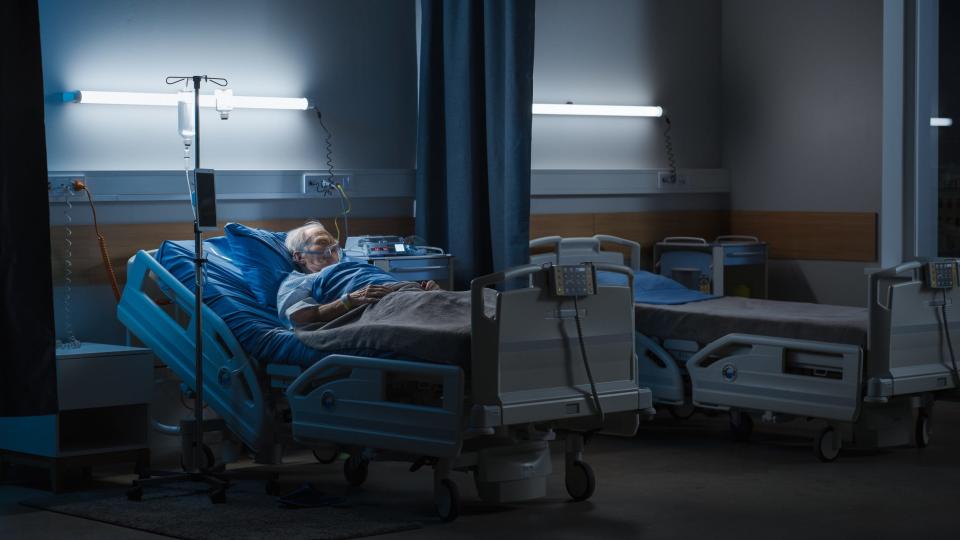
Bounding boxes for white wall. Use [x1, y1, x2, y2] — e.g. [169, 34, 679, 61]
[39, 0, 416, 172]
[722, 0, 883, 306]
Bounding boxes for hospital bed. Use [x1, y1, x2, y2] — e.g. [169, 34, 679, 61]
[117, 235, 653, 520]
[531, 234, 960, 461]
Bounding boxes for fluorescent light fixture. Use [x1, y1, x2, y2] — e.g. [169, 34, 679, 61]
[931, 117, 953, 127]
[532, 103, 663, 117]
[62, 90, 309, 110]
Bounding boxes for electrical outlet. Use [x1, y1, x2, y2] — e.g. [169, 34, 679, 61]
[657, 171, 687, 189]
[48, 175, 86, 194]
[301, 174, 350, 196]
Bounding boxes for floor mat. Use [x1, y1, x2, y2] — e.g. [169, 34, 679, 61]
[20, 480, 422, 540]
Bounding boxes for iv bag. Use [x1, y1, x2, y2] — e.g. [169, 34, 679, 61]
[178, 90, 195, 142]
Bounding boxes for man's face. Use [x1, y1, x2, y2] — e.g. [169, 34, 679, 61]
[295, 229, 340, 274]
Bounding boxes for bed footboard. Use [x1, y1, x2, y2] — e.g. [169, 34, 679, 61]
[469, 263, 651, 431]
[686, 333, 862, 422]
[287, 355, 464, 458]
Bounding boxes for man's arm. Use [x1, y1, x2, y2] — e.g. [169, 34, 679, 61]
[288, 284, 394, 327]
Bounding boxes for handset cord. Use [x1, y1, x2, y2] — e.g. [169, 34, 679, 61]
[313, 106, 347, 242]
[663, 115, 678, 183]
[572, 296, 605, 429]
[940, 289, 960, 388]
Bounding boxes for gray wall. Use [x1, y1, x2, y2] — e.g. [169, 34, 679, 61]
[722, 0, 883, 306]
[533, 0, 722, 170]
[39, 0, 416, 172]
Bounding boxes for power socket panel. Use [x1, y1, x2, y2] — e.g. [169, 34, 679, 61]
[48, 175, 86, 196]
[657, 171, 688, 189]
[301, 174, 351, 196]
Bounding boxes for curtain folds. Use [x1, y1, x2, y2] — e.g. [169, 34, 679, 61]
[415, 0, 535, 289]
[0, 0, 59, 416]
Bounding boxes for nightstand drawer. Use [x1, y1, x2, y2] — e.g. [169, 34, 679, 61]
[56, 348, 153, 410]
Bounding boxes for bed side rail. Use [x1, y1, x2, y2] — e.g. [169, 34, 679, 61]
[635, 333, 685, 405]
[686, 333, 862, 422]
[117, 250, 267, 450]
[286, 354, 464, 458]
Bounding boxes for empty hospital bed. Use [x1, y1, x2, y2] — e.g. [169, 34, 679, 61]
[117, 233, 654, 519]
[531, 234, 960, 461]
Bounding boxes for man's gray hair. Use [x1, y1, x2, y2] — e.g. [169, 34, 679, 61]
[284, 221, 331, 256]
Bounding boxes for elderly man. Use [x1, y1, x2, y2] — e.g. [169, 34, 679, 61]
[277, 221, 439, 328]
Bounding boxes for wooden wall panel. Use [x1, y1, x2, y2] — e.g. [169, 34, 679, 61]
[49, 217, 414, 286]
[529, 213, 595, 240]
[730, 211, 876, 262]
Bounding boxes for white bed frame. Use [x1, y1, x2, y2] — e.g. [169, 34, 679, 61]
[118, 247, 654, 518]
[531, 235, 960, 461]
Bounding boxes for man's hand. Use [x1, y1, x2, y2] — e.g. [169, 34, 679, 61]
[418, 280, 441, 291]
[348, 284, 392, 305]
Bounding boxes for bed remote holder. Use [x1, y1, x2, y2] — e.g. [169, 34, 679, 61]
[923, 259, 958, 289]
[548, 263, 596, 297]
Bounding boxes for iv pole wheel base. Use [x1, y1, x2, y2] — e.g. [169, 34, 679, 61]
[565, 460, 596, 501]
[209, 485, 227, 504]
[126, 485, 143, 502]
[814, 426, 841, 462]
[435, 478, 460, 522]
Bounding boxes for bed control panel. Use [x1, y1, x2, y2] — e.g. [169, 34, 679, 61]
[924, 260, 959, 289]
[548, 263, 596, 297]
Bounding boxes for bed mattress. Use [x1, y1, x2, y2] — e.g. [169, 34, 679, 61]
[634, 296, 869, 348]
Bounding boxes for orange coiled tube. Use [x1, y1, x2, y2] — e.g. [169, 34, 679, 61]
[80, 185, 122, 303]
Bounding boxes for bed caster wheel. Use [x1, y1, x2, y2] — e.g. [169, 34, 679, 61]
[565, 461, 596, 502]
[435, 478, 460, 522]
[915, 412, 931, 448]
[814, 426, 841, 462]
[344, 455, 369, 487]
[126, 485, 143, 502]
[729, 411, 754, 442]
[312, 444, 340, 465]
[668, 403, 696, 420]
[209, 486, 227, 504]
[180, 443, 215, 472]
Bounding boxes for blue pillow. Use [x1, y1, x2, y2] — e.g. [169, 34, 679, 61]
[597, 269, 715, 305]
[224, 223, 293, 309]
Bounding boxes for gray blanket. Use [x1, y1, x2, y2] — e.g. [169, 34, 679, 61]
[295, 289, 497, 367]
[635, 296, 869, 348]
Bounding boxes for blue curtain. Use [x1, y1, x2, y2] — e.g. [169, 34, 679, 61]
[415, 0, 535, 289]
[0, 0, 58, 416]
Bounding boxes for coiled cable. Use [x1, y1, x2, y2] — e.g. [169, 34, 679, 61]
[663, 115, 677, 183]
[58, 187, 81, 349]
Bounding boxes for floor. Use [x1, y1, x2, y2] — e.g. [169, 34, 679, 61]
[2, 403, 959, 540]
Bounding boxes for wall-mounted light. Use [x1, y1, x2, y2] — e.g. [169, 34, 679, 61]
[931, 117, 953, 127]
[61, 90, 309, 110]
[532, 103, 663, 118]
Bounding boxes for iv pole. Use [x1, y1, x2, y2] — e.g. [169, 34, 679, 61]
[126, 75, 231, 504]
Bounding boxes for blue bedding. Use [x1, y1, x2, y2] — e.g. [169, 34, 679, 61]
[156, 238, 326, 366]
[596, 270, 716, 305]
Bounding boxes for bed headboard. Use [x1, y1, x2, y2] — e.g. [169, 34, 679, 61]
[529, 235, 641, 272]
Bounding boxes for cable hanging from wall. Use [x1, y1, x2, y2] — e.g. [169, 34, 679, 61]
[58, 186, 81, 350]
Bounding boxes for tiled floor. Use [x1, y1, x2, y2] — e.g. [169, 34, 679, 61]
[3, 402, 959, 540]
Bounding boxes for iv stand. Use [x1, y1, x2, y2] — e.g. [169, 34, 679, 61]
[127, 75, 232, 504]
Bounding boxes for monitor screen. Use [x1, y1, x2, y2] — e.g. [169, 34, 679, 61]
[195, 169, 217, 230]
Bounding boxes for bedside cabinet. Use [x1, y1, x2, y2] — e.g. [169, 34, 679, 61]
[0, 342, 153, 492]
